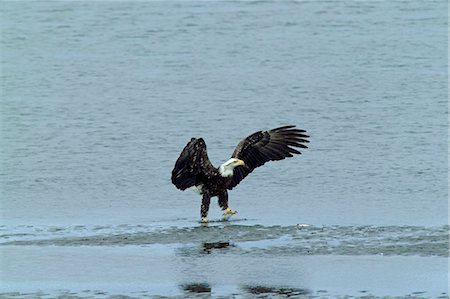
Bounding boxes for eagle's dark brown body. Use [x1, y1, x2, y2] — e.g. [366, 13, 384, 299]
[171, 125, 309, 222]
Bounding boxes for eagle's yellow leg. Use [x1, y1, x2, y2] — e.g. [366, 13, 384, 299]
[201, 217, 208, 223]
[222, 208, 237, 220]
[223, 208, 237, 215]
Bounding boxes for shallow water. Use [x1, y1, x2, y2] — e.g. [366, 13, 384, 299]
[1, 0, 448, 298]
[1, 222, 449, 297]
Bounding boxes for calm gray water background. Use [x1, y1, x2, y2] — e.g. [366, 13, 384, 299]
[1, 1, 448, 298]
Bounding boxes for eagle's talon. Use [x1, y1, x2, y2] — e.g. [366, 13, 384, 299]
[223, 208, 237, 216]
[201, 217, 208, 223]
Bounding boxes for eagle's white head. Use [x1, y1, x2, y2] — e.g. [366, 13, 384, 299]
[218, 158, 245, 177]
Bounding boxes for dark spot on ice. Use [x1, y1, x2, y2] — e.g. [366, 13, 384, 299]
[182, 283, 211, 293]
[202, 241, 233, 253]
[242, 285, 310, 296]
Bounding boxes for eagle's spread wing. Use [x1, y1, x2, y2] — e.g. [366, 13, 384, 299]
[171, 138, 216, 190]
[228, 125, 309, 190]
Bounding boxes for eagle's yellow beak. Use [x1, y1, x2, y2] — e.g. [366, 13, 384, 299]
[234, 159, 245, 166]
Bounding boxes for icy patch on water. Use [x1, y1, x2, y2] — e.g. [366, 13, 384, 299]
[1, 224, 448, 257]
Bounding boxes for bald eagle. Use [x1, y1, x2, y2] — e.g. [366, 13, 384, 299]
[171, 125, 309, 223]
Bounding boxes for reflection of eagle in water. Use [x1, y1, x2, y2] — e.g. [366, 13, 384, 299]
[171, 125, 309, 223]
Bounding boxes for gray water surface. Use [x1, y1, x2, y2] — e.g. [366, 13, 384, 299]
[1, 1, 448, 298]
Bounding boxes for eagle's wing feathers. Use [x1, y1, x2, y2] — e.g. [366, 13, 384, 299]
[171, 138, 215, 190]
[228, 125, 309, 190]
